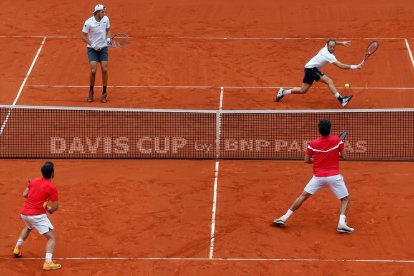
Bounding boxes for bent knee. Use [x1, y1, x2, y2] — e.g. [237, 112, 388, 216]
[323, 77, 333, 85]
[340, 195, 350, 201]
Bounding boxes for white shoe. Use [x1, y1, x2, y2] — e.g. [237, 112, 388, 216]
[275, 88, 284, 102]
[337, 224, 354, 233]
[341, 95, 353, 107]
[273, 217, 286, 226]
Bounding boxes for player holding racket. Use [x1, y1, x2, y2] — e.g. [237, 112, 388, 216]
[81, 4, 111, 103]
[273, 119, 354, 233]
[13, 162, 61, 270]
[276, 39, 363, 107]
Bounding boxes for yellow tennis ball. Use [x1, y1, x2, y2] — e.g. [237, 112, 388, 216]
[344, 83, 350, 88]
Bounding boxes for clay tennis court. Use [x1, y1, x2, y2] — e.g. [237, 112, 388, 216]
[0, 0, 414, 275]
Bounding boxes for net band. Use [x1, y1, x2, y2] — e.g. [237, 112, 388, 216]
[1, 105, 413, 161]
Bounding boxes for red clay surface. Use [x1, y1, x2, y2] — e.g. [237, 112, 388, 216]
[0, 0, 414, 275]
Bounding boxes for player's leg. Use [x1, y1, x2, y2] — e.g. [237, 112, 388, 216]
[100, 60, 109, 103]
[273, 176, 323, 226]
[13, 225, 32, 257]
[291, 82, 312, 94]
[273, 191, 312, 226]
[87, 47, 100, 102]
[275, 68, 314, 102]
[327, 175, 354, 233]
[337, 196, 354, 233]
[289, 190, 312, 211]
[99, 47, 109, 103]
[275, 82, 312, 102]
[340, 195, 350, 216]
[88, 61, 97, 102]
[319, 75, 353, 107]
[42, 229, 61, 270]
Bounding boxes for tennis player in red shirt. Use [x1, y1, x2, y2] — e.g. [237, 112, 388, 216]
[13, 162, 61, 270]
[273, 119, 354, 233]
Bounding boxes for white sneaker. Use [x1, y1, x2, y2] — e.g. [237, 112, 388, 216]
[341, 95, 353, 107]
[275, 88, 285, 102]
[273, 217, 286, 226]
[337, 224, 354, 233]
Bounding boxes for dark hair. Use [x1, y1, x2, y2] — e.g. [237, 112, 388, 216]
[318, 119, 331, 136]
[41, 162, 54, 179]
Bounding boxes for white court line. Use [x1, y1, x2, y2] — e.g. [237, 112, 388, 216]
[0, 35, 413, 40]
[404, 39, 414, 69]
[0, 37, 47, 135]
[5, 257, 414, 263]
[209, 87, 224, 259]
[24, 84, 414, 90]
[25, 84, 214, 89]
[209, 161, 220, 259]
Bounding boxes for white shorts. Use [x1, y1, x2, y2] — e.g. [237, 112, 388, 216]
[304, 174, 349, 199]
[20, 214, 54, 235]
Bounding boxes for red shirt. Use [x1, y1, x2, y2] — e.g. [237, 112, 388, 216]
[21, 177, 58, 216]
[306, 135, 344, 177]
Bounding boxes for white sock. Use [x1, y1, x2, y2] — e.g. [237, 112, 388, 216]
[16, 238, 24, 248]
[339, 214, 346, 225]
[284, 89, 292, 95]
[283, 209, 294, 220]
[335, 92, 341, 98]
[45, 253, 53, 263]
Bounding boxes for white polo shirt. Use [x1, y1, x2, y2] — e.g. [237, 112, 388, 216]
[82, 16, 110, 48]
[305, 45, 337, 69]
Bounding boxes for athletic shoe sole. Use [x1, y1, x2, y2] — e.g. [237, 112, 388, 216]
[272, 219, 286, 227]
[337, 226, 354, 233]
[341, 94, 353, 107]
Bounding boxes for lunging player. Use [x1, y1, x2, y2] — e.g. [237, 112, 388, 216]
[275, 39, 362, 107]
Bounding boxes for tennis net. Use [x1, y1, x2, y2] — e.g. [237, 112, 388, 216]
[0, 105, 413, 161]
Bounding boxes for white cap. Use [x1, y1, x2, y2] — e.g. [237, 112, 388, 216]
[93, 4, 105, 14]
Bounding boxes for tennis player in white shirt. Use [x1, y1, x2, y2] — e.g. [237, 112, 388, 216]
[81, 4, 111, 103]
[276, 39, 363, 107]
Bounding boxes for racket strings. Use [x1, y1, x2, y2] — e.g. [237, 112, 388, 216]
[339, 131, 348, 141]
[111, 34, 130, 48]
[367, 41, 379, 55]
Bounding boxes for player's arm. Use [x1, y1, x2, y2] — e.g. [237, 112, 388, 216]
[47, 201, 59, 214]
[304, 153, 313, 164]
[22, 187, 29, 198]
[339, 149, 346, 160]
[81, 32, 100, 50]
[335, 40, 351, 47]
[333, 60, 362, 70]
[22, 180, 31, 198]
[106, 27, 111, 44]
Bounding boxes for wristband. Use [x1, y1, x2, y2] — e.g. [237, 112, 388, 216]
[106, 38, 111, 44]
[350, 65, 358, 70]
[91, 43, 96, 48]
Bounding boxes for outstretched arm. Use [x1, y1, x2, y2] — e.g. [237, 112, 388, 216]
[336, 41, 351, 47]
[333, 60, 363, 70]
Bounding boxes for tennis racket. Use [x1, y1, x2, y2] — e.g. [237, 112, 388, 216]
[108, 33, 130, 48]
[338, 130, 348, 141]
[361, 40, 379, 64]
